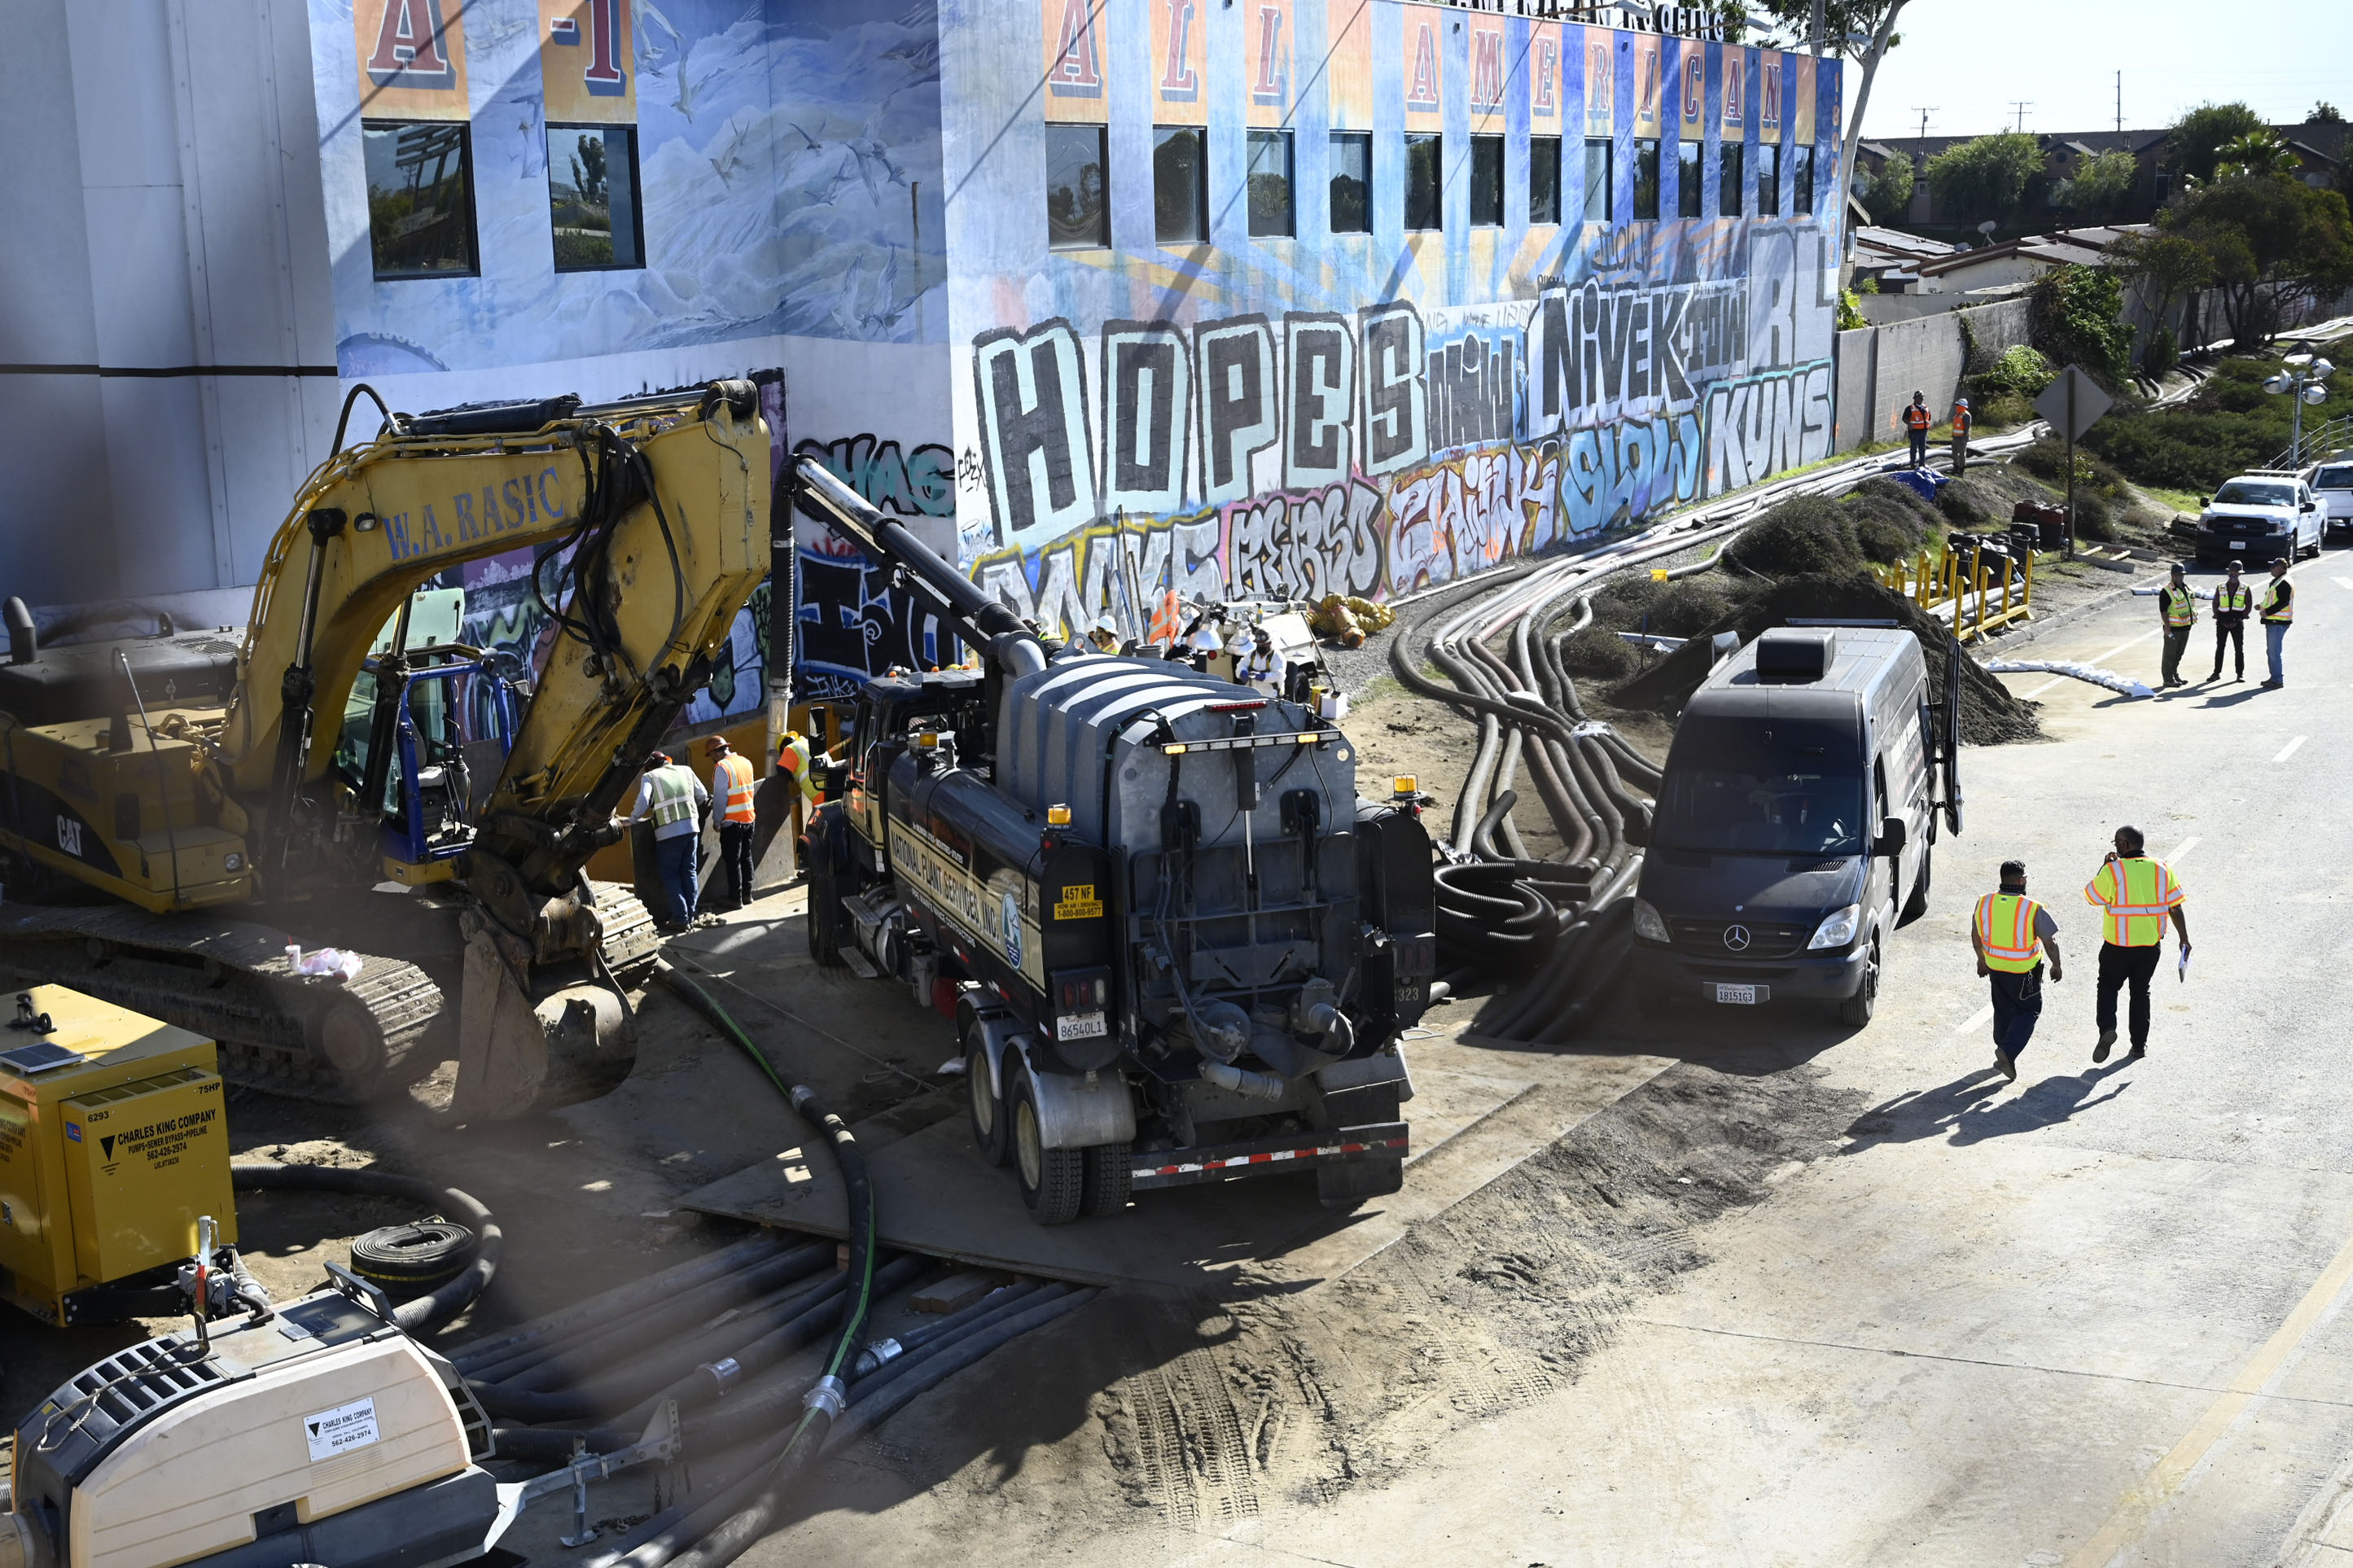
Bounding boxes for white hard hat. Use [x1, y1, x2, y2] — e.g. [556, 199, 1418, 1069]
[1091, 613, 1118, 634]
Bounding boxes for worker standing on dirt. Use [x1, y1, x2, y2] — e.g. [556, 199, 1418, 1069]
[1972, 859, 2062, 1082]
[2209, 560, 2251, 682]
[2084, 826, 2189, 1063]
[615, 751, 708, 933]
[2260, 556, 2294, 688]
[2157, 563, 2197, 689]
[1950, 396, 1973, 475]
[707, 737, 758, 912]
[1904, 392, 1932, 469]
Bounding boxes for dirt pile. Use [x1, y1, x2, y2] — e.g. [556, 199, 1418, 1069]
[1609, 569, 2045, 746]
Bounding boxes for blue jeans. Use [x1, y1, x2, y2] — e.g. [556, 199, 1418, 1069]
[653, 832, 699, 928]
[2266, 621, 2288, 684]
[1990, 966, 2043, 1056]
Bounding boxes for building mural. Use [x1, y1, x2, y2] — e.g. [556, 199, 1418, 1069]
[940, 2, 1843, 637]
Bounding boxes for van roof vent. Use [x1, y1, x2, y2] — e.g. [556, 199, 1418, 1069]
[1755, 629, 1835, 684]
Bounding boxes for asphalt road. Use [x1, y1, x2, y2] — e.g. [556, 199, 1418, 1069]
[1163, 553, 2353, 1567]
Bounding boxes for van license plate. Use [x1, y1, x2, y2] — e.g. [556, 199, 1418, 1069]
[1712, 984, 1759, 1005]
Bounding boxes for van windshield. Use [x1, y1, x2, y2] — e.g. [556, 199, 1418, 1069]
[1656, 716, 1867, 856]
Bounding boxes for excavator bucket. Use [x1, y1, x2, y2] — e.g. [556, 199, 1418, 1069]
[451, 922, 637, 1120]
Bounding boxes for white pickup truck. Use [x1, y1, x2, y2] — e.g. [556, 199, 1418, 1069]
[2311, 454, 2353, 545]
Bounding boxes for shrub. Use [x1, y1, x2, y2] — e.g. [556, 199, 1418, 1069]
[1970, 344, 2056, 406]
[2142, 326, 2180, 379]
[1558, 624, 1640, 679]
[2030, 265, 2134, 388]
[2074, 491, 2117, 541]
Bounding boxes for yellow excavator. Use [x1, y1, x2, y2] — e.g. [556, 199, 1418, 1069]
[0, 379, 769, 1117]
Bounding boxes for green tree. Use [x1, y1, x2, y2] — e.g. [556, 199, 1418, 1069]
[1856, 151, 1913, 225]
[2053, 149, 2139, 221]
[1751, 0, 1915, 220]
[2166, 103, 2267, 187]
[2105, 230, 2216, 355]
[2030, 264, 2134, 388]
[2160, 177, 2353, 344]
[1924, 131, 2041, 222]
[2211, 129, 2297, 183]
[2311, 102, 2345, 125]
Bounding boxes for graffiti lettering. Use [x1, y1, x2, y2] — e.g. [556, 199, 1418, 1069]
[973, 320, 1093, 545]
[1703, 364, 1833, 497]
[792, 435, 956, 519]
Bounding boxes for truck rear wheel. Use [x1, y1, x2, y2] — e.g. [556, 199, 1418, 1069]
[1010, 1067, 1084, 1225]
[1081, 1144, 1132, 1217]
[966, 1032, 1010, 1167]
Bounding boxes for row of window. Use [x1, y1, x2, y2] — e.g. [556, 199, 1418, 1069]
[361, 120, 644, 281]
[1051, 125, 1816, 249]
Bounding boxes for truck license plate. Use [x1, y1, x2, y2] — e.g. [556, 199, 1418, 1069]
[1713, 983, 1759, 1005]
[1056, 1011, 1107, 1040]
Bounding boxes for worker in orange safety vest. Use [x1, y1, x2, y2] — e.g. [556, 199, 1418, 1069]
[1950, 396, 1974, 475]
[2083, 825, 2189, 1062]
[1972, 859, 2063, 1082]
[1903, 391, 1932, 469]
[706, 737, 759, 912]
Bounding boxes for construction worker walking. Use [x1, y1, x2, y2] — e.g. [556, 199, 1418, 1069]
[1950, 396, 1973, 475]
[2208, 559, 2250, 682]
[707, 737, 758, 911]
[2083, 825, 2189, 1062]
[1904, 392, 1932, 469]
[2260, 556, 2294, 688]
[1972, 859, 2063, 1081]
[2157, 563, 2197, 688]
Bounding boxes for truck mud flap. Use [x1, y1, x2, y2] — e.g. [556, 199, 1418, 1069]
[1128, 1121, 1409, 1192]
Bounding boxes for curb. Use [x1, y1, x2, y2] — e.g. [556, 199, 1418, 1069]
[1970, 569, 2159, 655]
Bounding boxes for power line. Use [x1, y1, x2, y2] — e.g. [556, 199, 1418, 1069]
[2008, 100, 2034, 133]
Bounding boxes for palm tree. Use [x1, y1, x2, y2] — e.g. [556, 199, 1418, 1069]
[2211, 129, 2298, 183]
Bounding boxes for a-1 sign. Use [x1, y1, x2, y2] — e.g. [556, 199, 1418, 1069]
[2034, 365, 2114, 443]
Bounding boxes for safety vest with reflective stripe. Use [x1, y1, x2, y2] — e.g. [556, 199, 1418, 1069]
[777, 734, 817, 801]
[1904, 404, 1932, 431]
[1973, 893, 2043, 973]
[1952, 405, 1973, 434]
[2084, 856, 2182, 948]
[714, 752, 756, 824]
[646, 764, 698, 829]
[2159, 586, 2197, 628]
[2216, 585, 2251, 615]
[2263, 579, 2294, 623]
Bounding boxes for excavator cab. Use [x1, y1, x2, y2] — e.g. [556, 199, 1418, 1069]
[364, 646, 524, 883]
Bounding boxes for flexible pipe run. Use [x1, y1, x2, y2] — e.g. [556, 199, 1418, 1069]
[1398, 427, 2048, 1040]
[230, 1163, 499, 1336]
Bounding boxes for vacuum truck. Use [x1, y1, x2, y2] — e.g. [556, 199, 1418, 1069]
[792, 460, 1436, 1224]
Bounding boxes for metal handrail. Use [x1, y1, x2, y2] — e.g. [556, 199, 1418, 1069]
[2272, 414, 2353, 471]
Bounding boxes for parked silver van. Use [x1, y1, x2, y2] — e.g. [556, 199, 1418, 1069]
[1630, 623, 1962, 1027]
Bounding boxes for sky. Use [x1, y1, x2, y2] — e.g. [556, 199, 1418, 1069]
[1831, 0, 2353, 147]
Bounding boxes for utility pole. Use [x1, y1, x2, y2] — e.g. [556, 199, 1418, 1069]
[2009, 101, 2033, 133]
[2114, 72, 2123, 135]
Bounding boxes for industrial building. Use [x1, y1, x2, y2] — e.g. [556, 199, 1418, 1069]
[2, 0, 1842, 707]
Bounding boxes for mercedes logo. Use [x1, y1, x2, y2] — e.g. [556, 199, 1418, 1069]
[1722, 925, 1752, 952]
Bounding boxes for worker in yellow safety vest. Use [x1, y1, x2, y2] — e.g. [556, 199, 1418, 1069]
[1972, 859, 2064, 1082]
[613, 751, 708, 932]
[2156, 563, 2198, 689]
[707, 738, 758, 912]
[2209, 560, 2251, 683]
[2259, 555, 2294, 688]
[2083, 824, 2189, 1062]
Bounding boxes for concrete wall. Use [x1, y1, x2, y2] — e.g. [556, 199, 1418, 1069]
[941, 1, 1847, 636]
[0, 0, 340, 610]
[1831, 295, 2030, 453]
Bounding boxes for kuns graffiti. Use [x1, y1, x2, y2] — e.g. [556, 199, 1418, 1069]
[963, 227, 1837, 627]
[790, 432, 965, 699]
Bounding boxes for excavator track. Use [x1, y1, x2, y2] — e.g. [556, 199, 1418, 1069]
[0, 883, 661, 1106]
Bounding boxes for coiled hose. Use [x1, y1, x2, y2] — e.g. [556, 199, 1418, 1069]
[230, 1163, 499, 1337]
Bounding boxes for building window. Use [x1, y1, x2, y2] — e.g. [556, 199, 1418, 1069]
[1757, 142, 1781, 217]
[1720, 142, 1744, 217]
[1470, 134, 1505, 226]
[1791, 144, 1816, 216]
[1633, 138, 1660, 221]
[1047, 125, 1109, 249]
[1405, 133, 1443, 230]
[1155, 126, 1207, 243]
[1530, 136, 1562, 225]
[1247, 129, 1295, 238]
[1677, 139, 1702, 217]
[363, 121, 478, 279]
[547, 125, 642, 271]
[1582, 138, 1611, 223]
[1330, 131, 1372, 233]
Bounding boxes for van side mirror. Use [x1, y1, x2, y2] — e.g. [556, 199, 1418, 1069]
[1873, 817, 1908, 858]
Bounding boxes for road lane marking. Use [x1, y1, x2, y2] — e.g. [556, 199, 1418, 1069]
[2091, 629, 2158, 664]
[2063, 1215, 2353, 1568]
[1952, 1004, 1994, 1034]
[2276, 735, 2310, 764]
[2011, 631, 2160, 699]
[2025, 677, 2066, 699]
[2335, 577, 2353, 589]
[2167, 837, 2198, 863]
